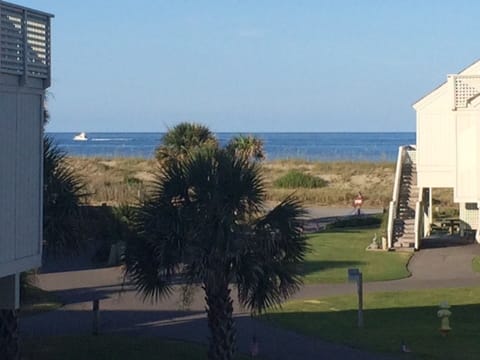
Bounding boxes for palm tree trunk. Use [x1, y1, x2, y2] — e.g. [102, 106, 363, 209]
[0, 310, 19, 360]
[204, 280, 236, 360]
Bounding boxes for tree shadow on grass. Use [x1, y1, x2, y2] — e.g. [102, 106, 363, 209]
[301, 260, 366, 276]
[319, 228, 365, 234]
[264, 303, 480, 360]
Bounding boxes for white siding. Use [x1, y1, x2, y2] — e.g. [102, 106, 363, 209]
[0, 92, 17, 264]
[455, 112, 478, 202]
[15, 94, 42, 259]
[0, 85, 43, 277]
[416, 88, 456, 188]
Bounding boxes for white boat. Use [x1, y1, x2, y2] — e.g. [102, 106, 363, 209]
[73, 132, 88, 141]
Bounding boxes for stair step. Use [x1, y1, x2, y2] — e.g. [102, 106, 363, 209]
[394, 240, 414, 248]
[392, 247, 415, 253]
[391, 154, 418, 249]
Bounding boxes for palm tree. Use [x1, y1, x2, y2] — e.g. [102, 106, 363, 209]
[226, 134, 265, 162]
[43, 136, 87, 257]
[155, 122, 218, 164]
[125, 147, 307, 360]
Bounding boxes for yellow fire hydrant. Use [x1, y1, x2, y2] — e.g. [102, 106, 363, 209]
[437, 302, 452, 336]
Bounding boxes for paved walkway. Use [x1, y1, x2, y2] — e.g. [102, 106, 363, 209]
[22, 268, 396, 360]
[20, 209, 480, 360]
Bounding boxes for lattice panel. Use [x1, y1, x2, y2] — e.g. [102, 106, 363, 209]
[0, 310, 18, 360]
[0, 2, 51, 82]
[454, 76, 480, 108]
[460, 203, 479, 229]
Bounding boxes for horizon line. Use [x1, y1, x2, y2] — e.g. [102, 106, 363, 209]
[46, 130, 416, 134]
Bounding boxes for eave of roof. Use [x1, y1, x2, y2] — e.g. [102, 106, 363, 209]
[412, 59, 480, 109]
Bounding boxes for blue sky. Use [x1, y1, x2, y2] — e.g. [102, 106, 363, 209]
[17, 0, 480, 132]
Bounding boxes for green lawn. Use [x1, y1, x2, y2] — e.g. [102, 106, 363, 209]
[303, 228, 411, 283]
[264, 287, 480, 360]
[21, 336, 254, 360]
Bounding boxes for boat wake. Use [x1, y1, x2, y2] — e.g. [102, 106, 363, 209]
[90, 138, 132, 142]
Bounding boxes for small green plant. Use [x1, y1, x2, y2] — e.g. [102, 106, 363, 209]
[274, 170, 327, 189]
[125, 176, 142, 186]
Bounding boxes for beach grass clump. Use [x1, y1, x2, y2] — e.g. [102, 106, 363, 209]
[274, 170, 327, 189]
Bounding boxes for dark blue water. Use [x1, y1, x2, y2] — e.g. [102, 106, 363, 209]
[47, 132, 415, 162]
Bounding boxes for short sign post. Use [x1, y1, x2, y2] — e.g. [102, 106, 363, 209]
[92, 299, 100, 335]
[348, 268, 364, 328]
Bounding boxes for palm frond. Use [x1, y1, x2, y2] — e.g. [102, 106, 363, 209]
[154, 122, 218, 164]
[43, 136, 88, 257]
[226, 134, 265, 162]
[124, 199, 187, 301]
[236, 195, 308, 313]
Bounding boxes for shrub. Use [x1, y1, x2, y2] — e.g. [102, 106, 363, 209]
[274, 170, 327, 189]
[84, 204, 138, 263]
[328, 214, 382, 229]
[125, 176, 142, 186]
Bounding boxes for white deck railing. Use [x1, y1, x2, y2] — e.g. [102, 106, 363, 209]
[451, 75, 480, 109]
[0, 1, 53, 86]
[387, 146, 407, 248]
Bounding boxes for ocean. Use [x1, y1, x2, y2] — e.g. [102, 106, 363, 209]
[47, 132, 415, 162]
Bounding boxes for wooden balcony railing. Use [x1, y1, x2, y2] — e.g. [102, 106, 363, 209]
[0, 1, 53, 87]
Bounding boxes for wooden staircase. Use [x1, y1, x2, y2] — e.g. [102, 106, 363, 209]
[393, 151, 418, 250]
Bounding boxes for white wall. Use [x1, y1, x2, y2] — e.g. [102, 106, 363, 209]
[415, 82, 456, 188]
[454, 111, 479, 202]
[0, 81, 43, 277]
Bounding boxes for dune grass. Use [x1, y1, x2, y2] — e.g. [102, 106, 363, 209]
[263, 287, 480, 360]
[65, 156, 457, 212]
[303, 227, 411, 284]
[21, 336, 254, 360]
[66, 157, 396, 206]
[66, 157, 157, 205]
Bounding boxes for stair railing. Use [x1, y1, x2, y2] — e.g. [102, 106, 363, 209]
[414, 190, 423, 250]
[387, 146, 407, 248]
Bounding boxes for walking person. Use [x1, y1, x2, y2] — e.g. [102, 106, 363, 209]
[353, 192, 364, 215]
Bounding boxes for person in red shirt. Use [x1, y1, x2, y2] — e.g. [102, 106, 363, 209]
[353, 192, 364, 215]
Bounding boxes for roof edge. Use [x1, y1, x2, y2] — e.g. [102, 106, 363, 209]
[412, 59, 480, 108]
[0, 0, 54, 18]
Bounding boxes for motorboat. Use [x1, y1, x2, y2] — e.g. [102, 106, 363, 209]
[73, 132, 88, 141]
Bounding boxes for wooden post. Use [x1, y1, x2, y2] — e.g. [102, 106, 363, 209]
[92, 299, 100, 335]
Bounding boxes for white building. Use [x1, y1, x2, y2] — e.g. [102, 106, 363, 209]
[388, 60, 480, 250]
[415, 60, 480, 228]
[0, 1, 52, 309]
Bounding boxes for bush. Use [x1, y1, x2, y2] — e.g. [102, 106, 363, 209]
[328, 214, 382, 229]
[83, 204, 138, 263]
[274, 170, 327, 189]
